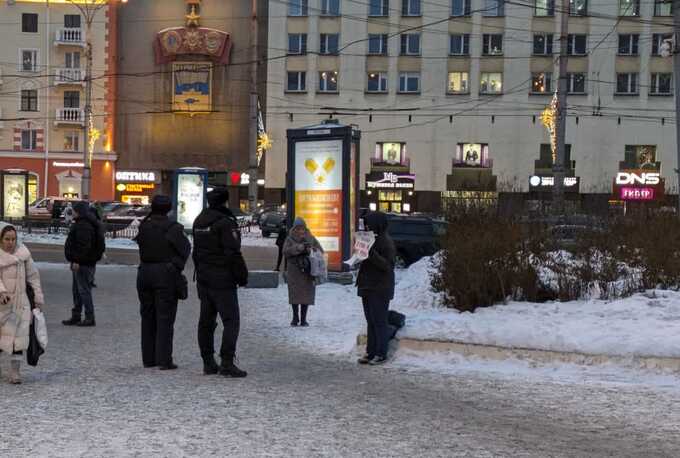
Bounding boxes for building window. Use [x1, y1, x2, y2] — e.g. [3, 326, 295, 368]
[569, 0, 587, 14]
[64, 91, 80, 108]
[398, 72, 420, 93]
[288, 34, 307, 55]
[21, 130, 38, 151]
[64, 131, 80, 152]
[22, 13, 38, 33]
[369, 0, 389, 16]
[480, 72, 502, 94]
[368, 34, 388, 55]
[535, 0, 554, 16]
[567, 73, 586, 93]
[400, 34, 421, 55]
[531, 72, 552, 93]
[21, 49, 38, 72]
[616, 73, 638, 94]
[65, 52, 81, 68]
[650, 73, 672, 95]
[320, 34, 340, 55]
[624, 145, 657, 169]
[402, 0, 421, 16]
[64, 14, 81, 28]
[482, 0, 504, 16]
[286, 71, 306, 92]
[367, 72, 388, 92]
[482, 34, 503, 56]
[319, 71, 338, 92]
[618, 34, 639, 55]
[619, 0, 640, 15]
[321, 0, 340, 15]
[654, 0, 672, 16]
[533, 34, 553, 55]
[288, 0, 308, 16]
[652, 33, 673, 56]
[20, 90, 38, 111]
[450, 34, 470, 55]
[447, 72, 469, 94]
[567, 34, 587, 55]
[452, 0, 471, 15]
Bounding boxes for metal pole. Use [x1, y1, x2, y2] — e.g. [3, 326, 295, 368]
[247, 0, 259, 212]
[553, 0, 569, 216]
[82, 15, 93, 200]
[674, 0, 680, 215]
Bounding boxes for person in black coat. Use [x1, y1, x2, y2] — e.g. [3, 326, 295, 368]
[135, 195, 191, 370]
[192, 187, 248, 378]
[274, 221, 287, 271]
[356, 211, 396, 365]
[62, 201, 100, 327]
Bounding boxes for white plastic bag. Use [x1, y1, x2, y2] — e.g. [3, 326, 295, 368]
[309, 249, 328, 283]
[32, 308, 48, 350]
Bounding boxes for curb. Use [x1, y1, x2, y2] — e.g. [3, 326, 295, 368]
[356, 335, 680, 372]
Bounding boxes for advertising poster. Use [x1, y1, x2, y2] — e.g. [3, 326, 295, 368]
[381, 143, 401, 164]
[3, 174, 26, 218]
[462, 143, 482, 166]
[176, 173, 205, 228]
[294, 140, 343, 270]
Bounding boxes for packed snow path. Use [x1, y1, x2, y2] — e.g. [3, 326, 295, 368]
[1, 265, 679, 457]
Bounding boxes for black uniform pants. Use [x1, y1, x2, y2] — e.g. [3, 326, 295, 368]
[361, 292, 394, 359]
[137, 263, 179, 367]
[197, 285, 240, 362]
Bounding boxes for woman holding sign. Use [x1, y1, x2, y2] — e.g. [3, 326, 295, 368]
[356, 211, 396, 366]
[283, 218, 323, 327]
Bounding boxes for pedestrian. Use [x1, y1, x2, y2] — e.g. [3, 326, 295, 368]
[356, 211, 396, 366]
[283, 217, 323, 327]
[135, 195, 191, 371]
[62, 201, 104, 327]
[63, 202, 74, 226]
[274, 221, 287, 271]
[50, 200, 63, 233]
[0, 223, 45, 384]
[193, 187, 248, 378]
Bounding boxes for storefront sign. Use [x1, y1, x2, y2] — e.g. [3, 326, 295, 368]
[294, 139, 343, 270]
[620, 187, 655, 201]
[529, 176, 579, 191]
[53, 161, 84, 168]
[115, 171, 157, 183]
[615, 172, 660, 185]
[366, 172, 415, 189]
[116, 183, 155, 193]
[612, 170, 665, 202]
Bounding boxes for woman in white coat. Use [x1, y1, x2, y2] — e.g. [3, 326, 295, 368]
[0, 223, 44, 384]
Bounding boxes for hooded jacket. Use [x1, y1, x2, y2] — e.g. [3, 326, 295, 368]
[64, 209, 100, 266]
[356, 212, 396, 299]
[192, 207, 242, 289]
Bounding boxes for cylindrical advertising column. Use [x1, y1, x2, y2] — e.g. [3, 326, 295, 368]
[173, 167, 208, 230]
[0, 170, 30, 221]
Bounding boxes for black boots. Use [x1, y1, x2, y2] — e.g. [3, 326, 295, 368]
[220, 359, 247, 378]
[291, 304, 299, 326]
[62, 316, 81, 326]
[77, 318, 96, 327]
[203, 356, 220, 375]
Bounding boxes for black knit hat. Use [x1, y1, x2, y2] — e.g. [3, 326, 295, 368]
[73, 201, 90, 216]
[151, 195, 172, 214]
[207, 187, 229, 208]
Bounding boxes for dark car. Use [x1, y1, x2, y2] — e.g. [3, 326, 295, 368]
[260, 211, 286, 238]
[383, 214, 447, 267]
[252, 205, 281, 226]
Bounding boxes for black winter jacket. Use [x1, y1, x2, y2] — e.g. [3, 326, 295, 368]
[356, 212, 396, 299]
[192, 207, 242, 289]
[64, 214, 99, 266]
[136, 214, 191, 271]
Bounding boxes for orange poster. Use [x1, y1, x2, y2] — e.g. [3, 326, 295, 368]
[294, 140, 343, 271]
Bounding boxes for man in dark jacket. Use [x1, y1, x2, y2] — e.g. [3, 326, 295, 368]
[356, 211, 396, 365]
[136, 195, 191, 370]
[192, 187, 248, 378]
[274, 221, 287, 271]
[63, 201, 101, 327]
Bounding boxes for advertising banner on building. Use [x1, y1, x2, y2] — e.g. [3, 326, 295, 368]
[294, 139, 343, 270]
[2, 173, 27, 219]
[172, 62, 212, 113]
[174, 169, 207, 229]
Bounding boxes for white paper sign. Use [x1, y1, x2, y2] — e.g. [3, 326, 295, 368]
[343, 231, 376, 267]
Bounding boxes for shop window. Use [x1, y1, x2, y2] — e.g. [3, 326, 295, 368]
[398, 72, 420, 93]
[533, 34, 553, 55]
[535, 0, 554, 16]
[622, 145, 658, 169]
[22, 13, 38, 33]
[619, 0, 639, 16]
[400, 34, 420, 56]
[21, 49, 38, 72]
[367, 72, 388, 93]
[28, 173, 38, 205]
[482, 34, 503, 56]
[21, 129, 38, 151]
[531, 72, 552, 93]
[455, 143, 490, 168]
[567, 34, 587, 55]
[288, 34, 307, 55]
[618, 34, 639, 55]
[652, 33, 673, 56]
[480, 72, 502, 94]
[570, 0, 587, 15]
[450, 34, 470, 55]
[288, 0, 308, 16]
[64, 14, 81, 28]
[320, 34, 340, 55]
[616, 73, 638, 95]
[286, 71, 306, 92]
[402, 0, 421, 16]
[482, 0, 504, 16]
[64, 131, 80, 151]
[368, 34, 388, 55]
[650, 73, 672, 95]
[447, 72, 469, 94]
[567, 73, 586, 94]
[318, 71, 338, 92]
[369, 0, 389, 16]
[452, 0, 471, 16]
[321, 0, 340, 15]
[20, 89, 38, 111]
[654, 0, 672, 15]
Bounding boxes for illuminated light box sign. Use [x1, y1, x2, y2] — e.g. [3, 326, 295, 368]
[173, 168, 208, 230]
[116, 183, 155, 193]
[529, 175, 579, 191]
[53, 161, 84, 168]
[612, 170, 665, 202]
[615, 172, 660, 185]
[620, 187, 655, 201]
[116, 171, 157, 183]
[366, 172, 415, 189]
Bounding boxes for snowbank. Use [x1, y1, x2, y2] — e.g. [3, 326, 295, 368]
[392, 254, 445, 311]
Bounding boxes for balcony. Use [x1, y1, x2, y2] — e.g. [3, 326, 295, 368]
[55, 108, 84, 126]
[453, 157, 494, 169]
[55, 68, 85, 86]
[370, 157, 411, 172]
[55, 28, 85, 46]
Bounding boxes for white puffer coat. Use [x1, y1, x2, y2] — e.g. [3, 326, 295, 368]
[0, 240, 44, 354]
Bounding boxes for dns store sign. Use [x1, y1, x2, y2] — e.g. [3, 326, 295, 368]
[614, 172, 664, 201]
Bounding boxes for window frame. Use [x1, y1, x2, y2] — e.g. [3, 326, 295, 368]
[287, 33, 308, 55]
[533, 34, 553, 55]
[654, 0, 672, 16]
[449, 34, 470, 56]
[368, 34, 389, 55]
[482, 0, 505, 17]
[321, 0, 341, 16]
[480, 72, 503, 94]
[63, 90, 81, 108]
[482, 34, 503, 56]
[615, 73, 639, 95]
[534, 0, 555, 16]
[400, 33, 421, 56]
[20, 89, 38, 112]
[567, 72, 586, 94]
[286, 71, 307, 92]
[318, 71, 339, 93]
[369, 0, 389, 16]
[320, 33, 340, 55]
[652, 33, 674, 56]
[21, 13, 38, 33]
[288, 0, 309, 17]
[367, 72, 388, 93]
[398, 72, 421, 93]
[20, 49, 39, 73]
[619, 0, 640, 16]
[21, 129, 38, 151]
[650, 72, 673, 95]
[569, 0, 588, 15]
[567, 34, 587, 56]
[402, 0, 422, 16]
[447, 71, 470, 94]
[64, 14, 81, 28]
[451, 0, 472, 16]
[64, 131, 80, 152]
[531, 72, 553, 94]
[617, 34, 639, 55]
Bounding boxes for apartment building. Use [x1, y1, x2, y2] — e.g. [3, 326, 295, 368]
[265, 0, 677, 213]
[0, 0, 117, 202]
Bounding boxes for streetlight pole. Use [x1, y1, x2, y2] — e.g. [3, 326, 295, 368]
[553, 0, 570, 216]
[673, 0, 680, 215]
[248, 0, 259, 212]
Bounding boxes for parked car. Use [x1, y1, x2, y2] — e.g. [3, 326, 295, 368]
[29, 196, 82, 219]
[260, 211, 286, 237]
[252, 205, 281, 226]
[105, 205, 151, 227]
[383, 214, 447, 267]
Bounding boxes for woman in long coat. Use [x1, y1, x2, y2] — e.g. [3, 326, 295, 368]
[283, 217, 322, 326]
[0, 223, 45, 384]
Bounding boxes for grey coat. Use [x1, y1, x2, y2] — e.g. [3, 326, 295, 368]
[283, 232, 322, 305]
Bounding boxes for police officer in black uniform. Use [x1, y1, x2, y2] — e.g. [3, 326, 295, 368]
[192, 187, 248, 377]
[135, 195, 191, 370]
